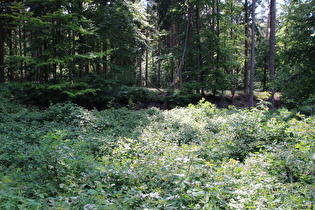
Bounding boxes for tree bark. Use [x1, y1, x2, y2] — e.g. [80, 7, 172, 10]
[268, 0, 276, 109]
[0, 17, 7, 82]
[139, 52, 143, 86]
[249, 0, 256, 108]
[8, 28, 15, 81]
[145, 42, 149, 87]
[157, 37, 161, 87]
[19, 25, 24, 80]
[196, 2, 204, 95]
[170, 24, 175, 84]
[244, 0, 249, 93]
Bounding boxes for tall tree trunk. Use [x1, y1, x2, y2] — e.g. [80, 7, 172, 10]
[244, 0, 249, 93]
[145, 42, 149, 87]
[102, 42, 108, 78]
[78, 35, 85, 77]
[8, 28, 15, 81]
[139, 53, 143, 86]
[0, 21, 6, 83]
[249, 0, 256, 107]
[102, 55, 107, 76]
[85, 61, 90, 74]
[170, 24, 175, 84]
[196, 2, 204, 95]
[157, 37, 161, 87]
[23, 25, 27, 80]
[19, 25, 24, 80]
[171, 4, 191, 89]
[213, 0, 220, 97]
[269, 0, 276, 109]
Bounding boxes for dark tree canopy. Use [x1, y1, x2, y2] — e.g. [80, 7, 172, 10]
[0, 0, 314, 108]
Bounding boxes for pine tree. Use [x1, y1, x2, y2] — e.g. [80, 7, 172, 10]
[249, 0, 256, 107]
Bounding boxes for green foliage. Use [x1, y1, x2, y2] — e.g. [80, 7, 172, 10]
[1, 98, 314, 208]
[5, 79, 160, 110]
[0, 84, 23, 117]
[2, 0, 145, 83]
[114, 86, 155, 109]
[206, 68, 230, 95]
[277, 0, 315, 108]
[167, 84, 201, 108]
[5, 75, 118, 109]
[2, 0, 315, 111]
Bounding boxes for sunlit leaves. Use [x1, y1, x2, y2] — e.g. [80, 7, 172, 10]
[277, 0, 315, 107]
[0, 95, 314, 208]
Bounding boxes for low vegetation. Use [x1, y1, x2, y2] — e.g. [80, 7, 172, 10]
[1, 86, 314, 209]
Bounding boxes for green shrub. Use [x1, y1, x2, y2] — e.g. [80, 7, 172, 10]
[113, 86, 155, 109]
[1, 98, 314, 209]
[0, 84, 23, 117]
[5, 75, 119, 109]
[167, 88, 201, 108]
[292, 97, 315, 116]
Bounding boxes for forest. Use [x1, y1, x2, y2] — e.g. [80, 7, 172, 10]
[0, 0, 315, 209]
[0, 0, 314, 109]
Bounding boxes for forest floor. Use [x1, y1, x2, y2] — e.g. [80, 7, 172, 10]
[150, 89, 283, 110]
[207, 92, 283, 109]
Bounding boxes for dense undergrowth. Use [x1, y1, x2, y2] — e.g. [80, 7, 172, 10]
[3, 76, 159, 110]
[1, 85, 315, 209]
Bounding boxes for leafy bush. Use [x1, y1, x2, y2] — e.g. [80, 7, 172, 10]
[5, 78, 161, 110]
[113, 86, 155, 109]
[167, 87, 201, 108]
[1, 98, 314, 209]
[0, 84, 23, 117]
[5, 75, 119, 109]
